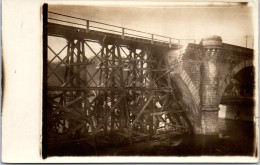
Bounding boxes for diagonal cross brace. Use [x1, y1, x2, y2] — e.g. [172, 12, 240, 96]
[95, 94, 124, 132]
[130, 92, 154, 129]
[48, 93, 86, 116]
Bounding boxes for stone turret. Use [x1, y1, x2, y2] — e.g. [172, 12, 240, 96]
[200, 35, 222, 48]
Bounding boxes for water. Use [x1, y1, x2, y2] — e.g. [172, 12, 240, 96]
[47, 118, 257, 156]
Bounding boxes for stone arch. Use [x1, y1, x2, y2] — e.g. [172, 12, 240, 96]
[177, 69, 200, 109]
[160, 47, 200, 108]
[170, 69, 201, 133]
[161, 48, 201, 133]
[218, 60, 254, 101]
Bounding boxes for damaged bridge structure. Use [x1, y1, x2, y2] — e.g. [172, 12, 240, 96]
[45, 12, 255, 153]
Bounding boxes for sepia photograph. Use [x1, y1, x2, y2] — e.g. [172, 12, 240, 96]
[1, 0, 258, 163]
[42, 2, 258, 159]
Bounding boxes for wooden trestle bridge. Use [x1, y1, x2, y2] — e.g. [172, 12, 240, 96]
[46, 12, 196, 146]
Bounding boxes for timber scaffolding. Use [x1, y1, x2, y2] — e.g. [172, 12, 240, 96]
[46, 11, 196, 146]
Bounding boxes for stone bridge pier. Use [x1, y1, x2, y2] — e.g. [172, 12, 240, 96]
[166, 35, 254, 135]
[200, 36, 222, 135]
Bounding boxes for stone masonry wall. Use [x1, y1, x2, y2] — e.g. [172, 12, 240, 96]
[182, 60, 201, 92]
[201, 111, 218, 134]
[176, 37, 253, 135]
[182, 44, 204, 93]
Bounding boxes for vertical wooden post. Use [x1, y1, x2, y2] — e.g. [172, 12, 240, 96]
[86, 20, 89, 33]
[81, 41, 89, 131]
[147, 49, 154, 137]
[117, 45, 125, 131]
[125, 48, 132, 130]
[140, 50, 144, 88]
[99, 44, 105, 87]
[111, 45, 115, 131]
[69, 40, 74, 99]
[133, 48, 137, 88]
[76, 40, 81, 88]
[104, 45, 109, 133]
[81, 41, 87, 85]
[64, 41, 70, 103]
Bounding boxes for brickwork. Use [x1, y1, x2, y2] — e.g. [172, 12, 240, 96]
[182, 44, 204, 95]
[182, 60, 201, 93]
[170, 74, 201, 133]
[165, 36, 254, 135]
[179, 69, 200, 106]
[201, 111, 219, 134]
[181, 44, 205, 109]
[165, 47, 202, 133]
[200, 46, 221, 134]
[216, 60, 234, 97]
[218, 60, 254, 101]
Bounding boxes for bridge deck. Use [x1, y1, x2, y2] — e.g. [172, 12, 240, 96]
[48, 23, 179, 49]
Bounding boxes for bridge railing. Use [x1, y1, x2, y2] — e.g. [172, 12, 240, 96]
[48, 11, 195, 47]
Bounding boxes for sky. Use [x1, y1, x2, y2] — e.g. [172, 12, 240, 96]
[48, 3, 255, 48]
